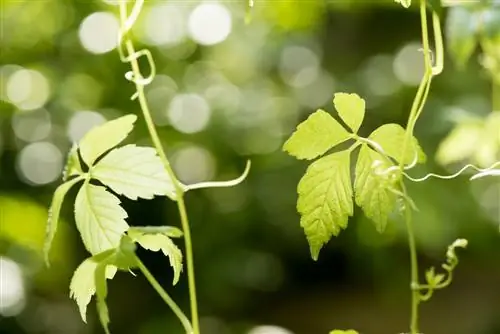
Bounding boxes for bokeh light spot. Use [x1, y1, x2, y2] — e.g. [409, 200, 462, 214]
[6, 69, 50, 111]
[79, 12, 120, 54]
[248, 325, 294, 334]
[279, 46, 320, 88]
[144, 4, 186, 46]
[393, 42, 425, 86]
[12, 108, 52, 142]
[0, 257, 26, 317]
[67, 111, 106, 142]
[188, 4, 232, 46]
[17, 142, 63, 185]
[168, 94, 211, 134]
[172, 145, 216, 184]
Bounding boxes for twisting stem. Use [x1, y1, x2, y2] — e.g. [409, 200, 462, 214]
[118, 2, 200, 333]
[404, 196, 420, 334]
[136, 256, 193, 333]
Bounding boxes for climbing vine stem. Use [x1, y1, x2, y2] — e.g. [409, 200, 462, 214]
[399, 1, 444, 333]
[118, 1, 200, 333]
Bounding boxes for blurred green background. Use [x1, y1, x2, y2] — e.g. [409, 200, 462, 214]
[1, 1, 500, 334]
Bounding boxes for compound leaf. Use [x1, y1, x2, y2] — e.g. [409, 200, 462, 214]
[369, 123, 426, 165]
[44, 176, 84, 266]
[129, 230, 183, 285]
[354, 145, 398, 233]
[74, 183, 129, 255]
[91, 144, 177, 201]
[79, 114, 137, 167]
[333, 92, 365, 133]
[297, 151, 353, 260]
[283, 110, 351, 160]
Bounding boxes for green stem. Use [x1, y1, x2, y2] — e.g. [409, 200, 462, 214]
[136, 256, 193, 333]
[118, 2, 200, 333]
[123, 38, 200, 334]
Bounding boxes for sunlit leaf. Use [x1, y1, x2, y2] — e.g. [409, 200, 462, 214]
[69, 250, 116, 323]
[297, 151, 353, 260]
[44, 176, 84, 266]
[394, 0, 411, 9]
[333, 92, 365, 133]
[354, 145, 398, 233]
[283, 109, 351, 160]
[95, 260, 111, 334]
[128, 225, 183, 238]
[128, 230, 183, 285]
[74, 183, 129, 255]
[62, 143, 83, 182]
[79, 114, 137, 167]
[369, 123, 426, 165]
[91, 144, 177, 201]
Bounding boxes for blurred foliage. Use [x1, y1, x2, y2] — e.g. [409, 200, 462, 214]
[1, 1, 500, 334]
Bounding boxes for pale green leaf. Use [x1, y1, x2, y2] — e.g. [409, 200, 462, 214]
[354, 145, 398, 233]
[95, 261, 111, 334]
[297, 151, 353, 260]
[369, 123, 426, 165]
[74, 183, 129, 255]
[330, 330, 359, 334]
[62, 143, 83, 182]
[436, 122, 482, 165]
[394, 0, 411, 8]
[69, 250, 116, 323]
[333, 92, 365, 133]
[91, 144, 177, 201]
[44, 176, 84, 266]
[79, 114, 137, 167]
[129, 230, 183, 285]
[283, 109, 351, 160]
[128, 225, 183, 238]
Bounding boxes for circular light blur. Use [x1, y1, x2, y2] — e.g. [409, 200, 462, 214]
[294, 70, 335, 108]
[188, 3, 232, 46]
[248, 326, 294, 334]
[172, 145, 216, 184]
[12, 108, 52, 142]
[168, 94, 211, 134]
[6, 69, 50, 110]
[17, 142, 63, 185]
[67, 111, 106, 142]
[279, 46, 320, 88]
[360, 55, 401, 97]
[0, 257, 26, 317]
[0, 64, 23, 102]
[144, 4, 186, 46]
[393, 42, 425, 86]
[79, 12, 120, 54]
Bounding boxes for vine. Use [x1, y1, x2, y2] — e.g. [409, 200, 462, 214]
[283, 1, 499, 333]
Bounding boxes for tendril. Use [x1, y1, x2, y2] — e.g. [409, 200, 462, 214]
[118, 0, 156, 100]
[402, 161, 500, 183]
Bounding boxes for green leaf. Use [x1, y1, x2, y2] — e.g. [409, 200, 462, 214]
[95, 260, 111, 334]
[436, 122, 482, 165]
[283, 109, 351, 160]
[369, 123, 426, 165]
[394, 0, 411, 8]
[297, 151, 353, 260]
[128, 225, 184, 238]
[330, 330, 359, 334]
[333, 93, 365, 133]
[129, 230, 183, 285]
[354, 145, 399, 233]
[74, 183, 129, 255]
[446, 6, 479, 69]
[44, 176, 84, 266]
[91, 144, 177, 201]
[62, 143, 83, 182]
[69, 250, 116, 323]
[79, 114, 137, 167]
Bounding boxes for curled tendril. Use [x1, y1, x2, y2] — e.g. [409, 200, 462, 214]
[117, 0, 155, 99]
[184, 160, 252, 192]
[402, 161, 500, 183]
